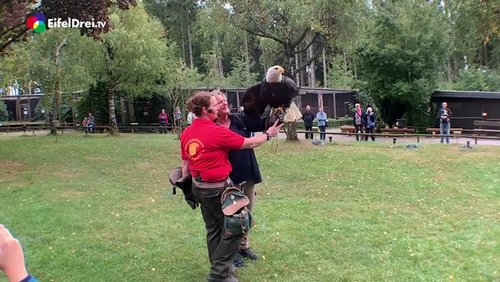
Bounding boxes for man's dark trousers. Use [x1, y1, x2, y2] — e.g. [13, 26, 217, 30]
[305, 125, 314, 139]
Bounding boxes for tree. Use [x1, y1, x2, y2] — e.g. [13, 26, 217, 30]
[0, 0, 137, 54]
[443, 0, 499, 75]
[0, 28, 99, 128]
[162, 62, 203, 138]
[143, 0, 198, 67]
[356, 1, 449, 127]
[96, 4, 177, 134]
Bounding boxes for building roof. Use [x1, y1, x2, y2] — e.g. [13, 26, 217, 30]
[432, 90, 500, 100]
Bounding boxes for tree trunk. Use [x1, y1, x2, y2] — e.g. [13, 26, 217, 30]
[107, 85, 119, 135]
[51, 38, 67, 135]
[322, 46, 327, 87]
[244, 33, 250, 73]
[188, 26, 193, 67]
[285, 122, 299, 141]
[294, 49, 300, 85]
[180, 18, 187, 65]
[308, 43, 316, 87]
[104, 40, 119, 135]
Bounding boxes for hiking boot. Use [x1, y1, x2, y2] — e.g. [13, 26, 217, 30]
[238, 248, 259, 260]
[233, 254, 245, 267]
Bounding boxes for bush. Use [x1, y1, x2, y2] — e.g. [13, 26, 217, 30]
[0, 100, 7, 121]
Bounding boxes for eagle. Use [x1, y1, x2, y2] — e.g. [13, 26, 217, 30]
[242, 65, 301, 125]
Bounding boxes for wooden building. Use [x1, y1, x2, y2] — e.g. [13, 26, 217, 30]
[431, 90, 500, 129]
[0, 94, 43, 122]
[224, 87, 357, 119]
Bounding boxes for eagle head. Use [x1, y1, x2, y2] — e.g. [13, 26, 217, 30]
[265, 65, 285, 83]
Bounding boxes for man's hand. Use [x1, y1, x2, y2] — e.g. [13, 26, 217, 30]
[0, 224, 28, 282]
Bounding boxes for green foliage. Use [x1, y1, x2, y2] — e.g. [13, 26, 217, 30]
[0, 99, 7, 121]
[76, 81, 113, 124]
[356, 2, 449, 127]
[445, 0, 499, 69]
[224, 57, 259, 88]
[99, 4, 176, 97]
[439, 68, 500, 92]
[162, 62, 204, 116]
[327, 55, 357, 89]
[0, 28, 100, 115]
[143, 0, 198, 65]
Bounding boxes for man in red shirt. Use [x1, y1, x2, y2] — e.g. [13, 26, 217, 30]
[180, 91, 281, 282]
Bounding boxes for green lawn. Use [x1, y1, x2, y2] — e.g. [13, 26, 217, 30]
[0, 133, 498, 281]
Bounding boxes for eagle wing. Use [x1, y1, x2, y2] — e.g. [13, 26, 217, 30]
[242, 82, 266, 117]
[261, 75, 298, 109]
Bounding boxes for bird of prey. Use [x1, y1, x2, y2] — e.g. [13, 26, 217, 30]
[242, 65, 300, 124]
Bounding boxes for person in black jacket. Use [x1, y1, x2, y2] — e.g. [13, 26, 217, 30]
[364, 107, 376, 141]
[214, 91, 267, 268]
[302, 105, 315, 140]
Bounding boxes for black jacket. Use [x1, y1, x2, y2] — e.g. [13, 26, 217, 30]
[302, 111, 315, 127]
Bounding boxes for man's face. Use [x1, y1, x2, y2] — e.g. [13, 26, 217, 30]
[306, 106, 310, 111]
[216, 95, 230, 116]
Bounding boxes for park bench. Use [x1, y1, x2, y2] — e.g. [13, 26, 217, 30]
[380, 127, 415, 135]
[340, 125, 355, 134]
[467, 120, 500, 136]
[0, 122, 77, 133]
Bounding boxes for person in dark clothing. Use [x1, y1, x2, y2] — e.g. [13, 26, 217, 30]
[302, 105, 315, 139]
[439, 102, 452, 144]
[214, 91, 266, 268]
[158, 109, 169, 134]
[364, 107, 376, 141]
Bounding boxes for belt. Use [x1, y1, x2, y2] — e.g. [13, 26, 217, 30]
[192, 177, 232, 189]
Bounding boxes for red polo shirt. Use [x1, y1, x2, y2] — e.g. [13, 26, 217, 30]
[180, 118, 245, 182]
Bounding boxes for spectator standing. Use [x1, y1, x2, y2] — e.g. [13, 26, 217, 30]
[439, 102, 452, 144]
[353, 103, 364, 141]
[316, 107, 328, 141]
[159, 109, 169, 134]
[186, 111, 195, 125]
[174, 107, 183, 128]
[364, 107, 376, 141]
[302, 105, 315, 140]
[86, 113, 95, 133]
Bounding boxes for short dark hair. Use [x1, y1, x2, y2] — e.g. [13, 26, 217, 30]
[186, 91, 213, 117]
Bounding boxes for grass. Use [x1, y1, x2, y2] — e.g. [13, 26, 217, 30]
[0, 132, 499, 281]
